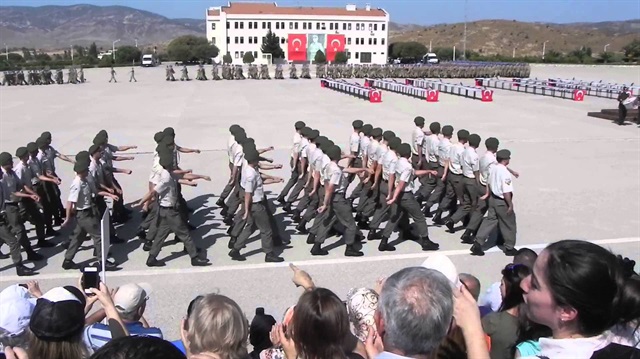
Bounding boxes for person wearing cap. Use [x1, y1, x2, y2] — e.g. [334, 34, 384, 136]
[433, 129, 469, 225]
[217, 125, 244, 208]
[281, 126, 313, 213]
[0, 284, 39, 348]
[305, 138, 335, 243]
[136, 131, 167, 241]
[311, 145, 371, 257]
[348, 120, 364, 168]
[249, 307, 276, 358]
[84, 283, 162, 351]
[36, 132, 75, 224]
[294, 135, 326, 234]
[291, 129, 321, 224]
[88, 143, 124, 244]
[136, 150, 209, 267]
[416, 122, 441, 203]
[384, 143, 440, 251]
[13, 147, 54, 249]
[276, 121, 305, 205]
[229, 149, 285, 263]
[349, 124, 372, 212]
[163, 127, 203, 217]
[61, 156, 120, 270]
[220, 130, 248, 222]
[423, 125, 454, 218]
[355, 127, 383, 224]
[443, 133, 482, 234]
[27, 141, 62, 238]
[411, 116, 426, 170]
[368, 134, 399, 240]
[0, 152, 45, 262]
[471, 149, 518, 257]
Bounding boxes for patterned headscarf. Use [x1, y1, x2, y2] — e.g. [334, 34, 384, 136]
[346, 287, 379, 342]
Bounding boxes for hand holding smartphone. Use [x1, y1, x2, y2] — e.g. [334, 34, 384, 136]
[82, 267, 100, 296]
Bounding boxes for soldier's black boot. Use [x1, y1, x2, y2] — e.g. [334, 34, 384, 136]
[367, 229, 382, 241]
[432, 209, 445, 225]
[378, 236, 396, 252]
[16, 264, 36, 277]
[460, 229, 475, 244]
[345, 245, 364, 257]
[311, 243, 328, 256]
[306, 233, 316, 244]
[296, 220, 308, 234]
[420, 236, 440, 251]
[470, 242, 485, 256]
[228, 249, 246, 261]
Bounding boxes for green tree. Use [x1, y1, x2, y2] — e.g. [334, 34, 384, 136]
[7, 53, 24, 63]
[243, 51, 255, 64]
[389, 41, 428, 60]
[223, 53, 233, 64]
[88, 42, 98, 58]
[98, 55, 114, 67]
[543, 50, 564, 63]
[21, 48, 32, 61]
[314, 50, 326, 64]
[260, 30, 284, 59]
[114, 45, 142, 64]
[167, 35, 219, 63]
[622, 39, 640, 62]
[598, 51, 614, 63]
[333, 51, 348, 64]
[73, 45, 86, 58]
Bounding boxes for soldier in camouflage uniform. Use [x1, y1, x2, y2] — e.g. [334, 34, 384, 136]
[260, 64, 271, 80]
[234, 65, 245, 80]
[301, 64, 311, 79]
[248, 64, 258, 79]
[16, 70, 27, 85]
[166, 65, 176, 81]
[180, 65, 190, 81]
[289, 63, 298, 79]
[211, 64, 221, 80]
[109, 66, 117, 83]
[55, 69, 64, 84]
[315, 64, 326, 78]
[78, 66, 85, 83]
[128, 67, 137, 82]
[274, 64, 284, 79]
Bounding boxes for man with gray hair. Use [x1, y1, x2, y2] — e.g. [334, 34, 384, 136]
[374, 267, 453, 358]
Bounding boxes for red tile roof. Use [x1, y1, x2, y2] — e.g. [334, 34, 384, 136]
[208, 2, 386, 17]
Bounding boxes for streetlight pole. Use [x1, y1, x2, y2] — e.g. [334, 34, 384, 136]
[542, 40, 549, 60]
[604, 43, 610, 52]
[513, 47, 516, 58]
[70, 45, 74, 62]
[135, 38, 138, 48]
[462, 0, 467, 60]
[429, 40, 432, 53]
[4, 43, 7, 61]
[112, 39, 120, 62]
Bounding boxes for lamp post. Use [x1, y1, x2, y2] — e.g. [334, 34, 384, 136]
[135, 38, 138, 48]
[70, 45, 74, 62]
[112, 39, 120, 62]
[604, 43, 610, 52]
[462, 0, 468, 60]
[4, 43, 8, 61]
[542, 40, 549, 60]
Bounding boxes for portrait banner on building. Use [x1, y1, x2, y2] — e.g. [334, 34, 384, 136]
[307, 33, 326, 61]
[288, 34, 307, 61]
[326, 34, 346, 61]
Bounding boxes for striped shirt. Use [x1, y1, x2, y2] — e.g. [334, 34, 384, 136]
[84, 321, 163, 351]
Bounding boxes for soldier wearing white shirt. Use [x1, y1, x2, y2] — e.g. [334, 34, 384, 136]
[411, 116, 426, 170]
[348, 120, 364, 169]
[137, 132, 166, 241]
[295, 134, 326, 233]
[14, 147, 53, 248]
[311, 145, 369, 257]
[27, 141, 61, 237]
[61, 157, 119, 270]
[88, 144, 123, 244]
[368, 136, 400, 240]
[222, 132, 249, 224]
[229, 150, 285, 263]
[283, 126, 313, 213]
[137, 150, 210, 267]
[277, 121, 305, 204]
[0, 156, 35, 276]
[217, 125, 244, 208]
[433, 129, 469, 225]
[424, 125, 454, 216]
[305, 139, 335, 244]
[292, 130, 320, 222]
[349, 124, 372, 205]
[382, 144, 440, 251]
[444, 134, 481, 233]
[37, 132, 74, 224]
[471, 149, 518, 257]
[355, 128, 383, 223]
[416, 122, 441, 203]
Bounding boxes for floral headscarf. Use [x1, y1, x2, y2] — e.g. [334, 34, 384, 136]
[346, 287, 379, 342]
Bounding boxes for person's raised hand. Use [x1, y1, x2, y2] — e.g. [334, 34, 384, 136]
[90, 282, 116, 310]
[364, 326, 384, 359]
[4, 347, 29, 359]
[290, 263, 314, 290]
[453, 285, 482, 335]
[275, 323, 296, 359]
[27, 280, 43, 298]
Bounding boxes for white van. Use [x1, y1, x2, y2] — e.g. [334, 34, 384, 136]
[141, 54, 156, 67]
[423, 53, 439, 64]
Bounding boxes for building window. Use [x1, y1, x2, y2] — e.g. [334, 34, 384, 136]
[268, 22, 271, 29]
[262, 36, 267, 44]
[253, 21, 257, 28]
[348, 23, 352, 30]
[330, 23, 334, 30]
[361, 23, 365, 30]
[226, 21, 230, 29]
[234, 37, 238, 44]
[254, 51, 258, 58]
[234, 22, 238, 29]
[356, 23, 360, 31]
[280, 22, 284, 29]
[347, 51, 351, 59]
[347, 38, 351, 45]
[240, 51, 244, 57]
[355, 52, 359, 59]
[289, 22, 293, 30]
[240, 22, 244, 29]
[334, 23, 338, 30]
[253, 36, 258, 43]
[368, 38, 372, 45]
[226, 37, 230, 44]
[240, 37, 244, 44]
[369, 23, 373, 31]
[262, 21, 266, 29]
[211, 23, 216, 30]
[248, 22, 253, 29]
[355, 38, 359, 45]
[373, 38, 377, 45]
[381, 38, 385, 45]
[295, 22, 298, 29]
[343, 23, 347, 30]
[307, 22, 312, 29]
[248, 37, 252, 44]
[303, 22, 307, 30]
[235, 51, 239, 58]
[275, 22, 279, 29]
[382, 24, 386, 31]
[316, 22, 320, 30]
[361, 38, 364, 44]
[374, 24, 378, 31]
[211, 37, 216, 45]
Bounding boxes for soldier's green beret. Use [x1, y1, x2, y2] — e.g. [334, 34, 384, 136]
[315, 136, 327, 149]
[362, 124, 373, 137]
[89, 144, 101, 155]
[497, 149, 511, 161]
[159, 152, 173, 168]
[163, 127, 175, 137]
[352, 120, 364, 129]
[27, 142, 38, 154]
[397, 143, 412, 158]
[295, 121, 306, 130]
[244, 149, 260, 163]
[388, 137, 402, 151]
[383, 131, 396, 141]
[161, 135, 175, 146]
[442, 125, 454, 136]
[75, 151, 90, 162]
[15, 147, 28, 159]
[308, 130, 320, 140]
[485, 137, 499, 150]
[371, 128, 383, 138]
[234, 131, 248, 144]
[414, 116, 425, 126]
[468, 134, 481, 148]
[93, 134, 107, 146]
[457, 129, 470, 140]
[429, 122, 441, 134]
[0, 152, 12, 166]
[97, 130, 108, 138]
[301, 127, 312, 138]
[327, 145, 341, 162]
[41, 131, 52, 140]
[73, 160, 89, 173]
[229, 125, 242, 134]
[36, 136, 47, 148]
[154, 132, 164, 144]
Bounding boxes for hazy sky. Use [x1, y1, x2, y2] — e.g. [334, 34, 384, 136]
[2, 0, 639, 24]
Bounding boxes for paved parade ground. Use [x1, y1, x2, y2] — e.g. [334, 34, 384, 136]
[0, 64, 639, 340]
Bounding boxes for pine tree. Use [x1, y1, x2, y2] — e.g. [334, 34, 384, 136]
[314, 50, 326, 64]
[260, 30, 284, 59]
[243, 52, 255, 64]
[88, 42, 98, 58]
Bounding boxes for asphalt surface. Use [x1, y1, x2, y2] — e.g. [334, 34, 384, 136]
[0, 64, 638, 341]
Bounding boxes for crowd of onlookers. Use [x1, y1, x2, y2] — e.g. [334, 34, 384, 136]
[1, 239, 638, 359]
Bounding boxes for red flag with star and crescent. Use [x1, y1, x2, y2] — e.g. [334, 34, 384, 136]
[326, 34, 346, 62]
[287, 34, 307, 61]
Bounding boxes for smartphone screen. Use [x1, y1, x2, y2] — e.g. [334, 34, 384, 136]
[82, 267, 99, 295]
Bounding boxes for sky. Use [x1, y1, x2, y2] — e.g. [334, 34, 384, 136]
[1, 0, 639, 25]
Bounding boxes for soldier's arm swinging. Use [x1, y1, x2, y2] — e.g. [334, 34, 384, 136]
[114, 145, 137, 152]
[388, 180, 405, 205]
[176, 145, 201, 154]
[56, 152, 75, 164]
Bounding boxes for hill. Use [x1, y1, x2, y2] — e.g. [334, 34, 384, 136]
[389, 19, 640, 56]
[0, 4, 203, 49]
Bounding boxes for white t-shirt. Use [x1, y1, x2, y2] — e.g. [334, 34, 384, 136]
[242, 165, 264, 203]
[488, 163, 513, 199]
[412, 127, 425, 155]
[394, 157, 414, 192]
[448, 143, 465, 175]
[68, 176, 95, 210]
[154, 169, 178, 208]
[461, 147, 479, 179]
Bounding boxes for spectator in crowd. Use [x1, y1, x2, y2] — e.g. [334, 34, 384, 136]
[249, 307, 276, 359]
[520, 240, 640, 358]
[89, 336, 186, 359]
[0, 283, 41, 352]
[171, 295, 203, 355]
[512, 306, 551, 358]
[482, 263, 530, 359]
[180, 294, 248, 359]
[346, 287, 379, 343]
[459, 273, 492, 318]
[85, 283, 161, 351]
[479, 248, 537, 313]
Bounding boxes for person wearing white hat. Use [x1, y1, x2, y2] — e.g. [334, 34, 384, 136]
[0, 284, 37, 351]
[84, 283, 162, 351]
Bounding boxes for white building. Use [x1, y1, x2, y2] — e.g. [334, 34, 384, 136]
[205, 2, 390, 64]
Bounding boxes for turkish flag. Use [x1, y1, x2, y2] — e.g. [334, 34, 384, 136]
[326, 34, 346, 62]
[288, 34, 307, 62]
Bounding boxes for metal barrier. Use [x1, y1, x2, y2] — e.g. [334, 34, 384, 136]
[364, 78, 439, 102]
[320, 78, 382, 103]
[407, 78, 493, 102]
[475, 78, 584, 101]
[502, 77, 636, 100]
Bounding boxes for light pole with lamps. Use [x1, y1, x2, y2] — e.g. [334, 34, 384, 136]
[604, 44, 610, 52]
[70, 45, 74, 62]
[542, 40, 549, 60]
[112, 39, 120, 62]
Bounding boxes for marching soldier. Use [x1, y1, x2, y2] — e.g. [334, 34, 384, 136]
[276, 121, 305, 205]
[78, 67, 85, 83]
[411, 116, 426, 170]
[109, 66, 117, 83]
[26, 142, 60, 238]
[301, 64, 311, 79]
[470, 149, 518, 257]
[415, 122, 441, 202]
[443, 134, 481, 233]
[275, 64, 284, 79]
[129, 67, 137, 82]
[617, 87, 630, 125]
[37, 132, 75, 226]
[432, 129, 469, 225]
[423, 125, 454, 217]
[181, 65, 190, 81]
[281, 127, 312, 213]
[290, 63, 298, 79]
[211, 63, 221, 80]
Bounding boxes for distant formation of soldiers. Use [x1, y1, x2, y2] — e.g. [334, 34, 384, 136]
[315, 62, 531, 79]
[2, 66, 85, 86]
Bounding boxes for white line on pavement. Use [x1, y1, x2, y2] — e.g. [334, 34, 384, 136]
[1, 237, 638, 282]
